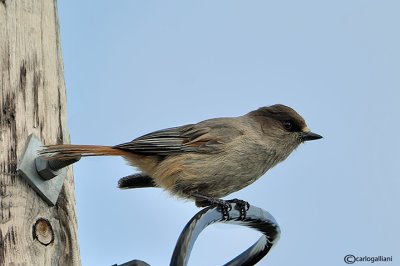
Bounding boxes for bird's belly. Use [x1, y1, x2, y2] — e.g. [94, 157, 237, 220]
[168, 148, 278, 199]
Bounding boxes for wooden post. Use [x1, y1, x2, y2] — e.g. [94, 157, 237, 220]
[0, 0, 80, 265]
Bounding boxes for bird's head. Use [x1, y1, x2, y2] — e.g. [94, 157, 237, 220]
[247, 104, 322, 154]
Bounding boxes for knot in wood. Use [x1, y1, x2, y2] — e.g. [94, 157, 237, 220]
[33, 218, 54, 246]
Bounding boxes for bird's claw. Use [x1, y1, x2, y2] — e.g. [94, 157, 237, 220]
[227, 199, 250, 219]
[191, 193, 249, 220]
[204, 198, 232, 220]
[217, 200, 232, 220]
[212, 198, 249, 220]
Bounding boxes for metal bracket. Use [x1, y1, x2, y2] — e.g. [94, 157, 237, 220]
[17, 134, 79, 206]
[113, 202, 280, 266]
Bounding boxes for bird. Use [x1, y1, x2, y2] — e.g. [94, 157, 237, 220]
[40, 104, 322, 211]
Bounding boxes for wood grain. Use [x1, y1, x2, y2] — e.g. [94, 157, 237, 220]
[0, 0, 80, 265]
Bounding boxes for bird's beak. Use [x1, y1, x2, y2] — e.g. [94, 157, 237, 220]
[300, 131, 323, 142]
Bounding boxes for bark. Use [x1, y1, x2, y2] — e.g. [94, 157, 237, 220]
[0, 0, 80, 265]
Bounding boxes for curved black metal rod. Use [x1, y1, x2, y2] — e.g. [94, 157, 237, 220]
[112, 203, 280, 266]
[170, 203, 280, 266]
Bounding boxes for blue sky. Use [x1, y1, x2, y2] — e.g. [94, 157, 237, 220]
[58, 1, 399, 265]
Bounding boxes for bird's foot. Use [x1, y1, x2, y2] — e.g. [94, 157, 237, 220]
[226, 198, 250, 219]
[212, 198, 232, 220]
[192, 194, 250, 220]
[193, 194, 232, 220]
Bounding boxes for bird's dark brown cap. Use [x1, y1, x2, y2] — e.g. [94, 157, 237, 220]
[248, 104, 323, 140]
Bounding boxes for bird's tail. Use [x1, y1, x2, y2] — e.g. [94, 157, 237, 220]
[40, 144, 127, 160]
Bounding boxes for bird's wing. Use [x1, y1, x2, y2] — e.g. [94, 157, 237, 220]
[113, 119, 242, 155]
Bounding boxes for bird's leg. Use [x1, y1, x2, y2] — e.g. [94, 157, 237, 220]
[226, 198, 250, 219]
[191, 193, 232, 220]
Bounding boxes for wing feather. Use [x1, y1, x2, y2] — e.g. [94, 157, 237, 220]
[114, 120, 241, 155]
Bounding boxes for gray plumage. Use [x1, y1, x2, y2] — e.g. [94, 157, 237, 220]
[41, 104, 322, 205]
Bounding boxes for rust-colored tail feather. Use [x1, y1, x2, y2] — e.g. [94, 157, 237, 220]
[40, 145, 127, 160]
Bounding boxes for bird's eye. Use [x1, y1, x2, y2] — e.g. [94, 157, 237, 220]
[283, 120, 293, 130]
